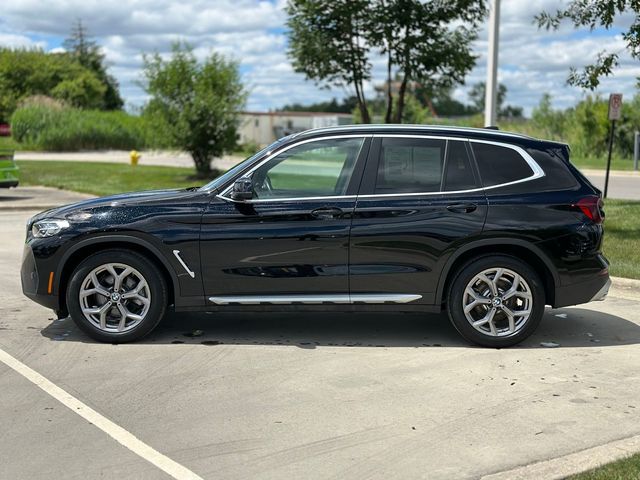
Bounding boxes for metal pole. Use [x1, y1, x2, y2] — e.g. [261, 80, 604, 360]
[484, 0, 500, 127]
[604, 120, 615, 199]
[634, 131, 639, 171]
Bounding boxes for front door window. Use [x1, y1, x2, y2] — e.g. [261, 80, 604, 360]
[251, 137, 365, 199]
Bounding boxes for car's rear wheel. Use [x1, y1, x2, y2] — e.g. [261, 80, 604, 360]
[447, 255, 545, 348]
[66, 249, 167, 342]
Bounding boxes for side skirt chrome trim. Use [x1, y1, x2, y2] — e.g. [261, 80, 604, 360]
[172, 250, 195, 279]
[208, 294, 422, 305]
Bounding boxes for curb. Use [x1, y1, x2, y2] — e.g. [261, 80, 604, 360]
[0, 205, 64, 212]
[611, 276, 640, 289]
[610, 276, 640, 301]
[481, 432, 640, 480]
[580, 168, 640, 177]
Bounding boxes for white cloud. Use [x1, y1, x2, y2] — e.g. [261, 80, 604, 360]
[0, 33, 45, 48]
[0, 0, 637, 115]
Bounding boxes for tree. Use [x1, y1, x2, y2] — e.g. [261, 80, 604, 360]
[369, 0, 485, 122]
[421, 86, 476, 117]
[0, 48, 105, 121]
[286, 0, 485, 124]
[142, 42, 246, 177]
[286, 0, 372, 123]
[535, 1, 640, 90]
[64, 19, 124, 109]
[531, 93, 566, 138]
[467, 82, 523, 118]
[278, 96, 358, 113]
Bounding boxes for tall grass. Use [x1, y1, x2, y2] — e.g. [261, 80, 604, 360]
[10, 102, 173, 151]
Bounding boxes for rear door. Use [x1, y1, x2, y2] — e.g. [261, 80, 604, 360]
[349, 135, 488, 305]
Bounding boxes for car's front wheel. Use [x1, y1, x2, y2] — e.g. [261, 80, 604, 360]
[66, 249, 167, 342]
[447, 255, 545, 348]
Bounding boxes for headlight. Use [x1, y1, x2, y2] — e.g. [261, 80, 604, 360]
[31, 219, 70, 238]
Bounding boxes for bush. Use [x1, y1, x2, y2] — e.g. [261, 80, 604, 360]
[10, 99, 174, 151]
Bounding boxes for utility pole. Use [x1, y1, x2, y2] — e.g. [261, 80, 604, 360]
[484, 0, 500, 127]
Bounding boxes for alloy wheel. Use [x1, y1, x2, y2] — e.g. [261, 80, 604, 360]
[79, 263, 151, 333]
[462, 267, 532, 337]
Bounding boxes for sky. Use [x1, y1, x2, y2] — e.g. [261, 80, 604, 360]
[0, 0, 638, 116]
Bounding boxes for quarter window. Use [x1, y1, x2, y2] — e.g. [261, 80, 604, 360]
[472, 142, 534, 187]
[251, 137, 364, 199]
[375, 138, 445, 194]
[443, 141, 476, 191]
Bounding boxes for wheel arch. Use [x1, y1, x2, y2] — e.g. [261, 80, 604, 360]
[436, 239, 558, 307]
[56, 235, 178, 316]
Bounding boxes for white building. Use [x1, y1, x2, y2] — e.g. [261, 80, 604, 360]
[238, 111, 353, 146]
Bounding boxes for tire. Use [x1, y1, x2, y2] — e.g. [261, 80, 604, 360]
[446, 255, 545, 348]
[66, 249, 168, 343]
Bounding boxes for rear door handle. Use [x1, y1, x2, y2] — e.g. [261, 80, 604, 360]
[311, 207, 343, 219]
[446, 203, 477, 214]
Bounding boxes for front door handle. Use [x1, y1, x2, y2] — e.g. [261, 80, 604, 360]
[311, 207, 344, 219]
[446, 203, 477, 214]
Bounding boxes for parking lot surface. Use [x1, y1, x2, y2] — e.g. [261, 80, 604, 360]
[2, 208, 640, 480]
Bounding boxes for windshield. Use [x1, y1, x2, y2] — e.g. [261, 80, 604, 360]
[200, 138, 288, 192]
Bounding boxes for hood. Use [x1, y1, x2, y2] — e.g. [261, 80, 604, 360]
[30, 188, 202, 223]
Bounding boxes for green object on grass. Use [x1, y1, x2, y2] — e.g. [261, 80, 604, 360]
[0, 150, 19, 188]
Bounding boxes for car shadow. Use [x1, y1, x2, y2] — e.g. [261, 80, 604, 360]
[40, 306, 640, 349]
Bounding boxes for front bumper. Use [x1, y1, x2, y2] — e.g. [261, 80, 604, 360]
[21, 243, 60, 311]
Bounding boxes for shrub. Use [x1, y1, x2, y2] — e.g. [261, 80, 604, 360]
[10, 100, 175, 151]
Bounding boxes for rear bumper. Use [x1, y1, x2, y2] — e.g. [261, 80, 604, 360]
[553, 272, 610, 308]
[590, 278, 611, 302]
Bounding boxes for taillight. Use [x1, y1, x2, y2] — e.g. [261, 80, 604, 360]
[572, 196, 604, 224]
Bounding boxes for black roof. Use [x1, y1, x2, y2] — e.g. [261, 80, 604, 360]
[292, 124, 568, 149]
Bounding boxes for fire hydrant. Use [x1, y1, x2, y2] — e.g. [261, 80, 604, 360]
[130, 150, 141, 166]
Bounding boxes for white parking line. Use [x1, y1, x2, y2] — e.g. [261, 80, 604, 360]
[0, 347, 204, 480]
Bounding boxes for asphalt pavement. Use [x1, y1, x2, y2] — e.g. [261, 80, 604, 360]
[2, 196, 640, 479]
[581, 169, 640, 200]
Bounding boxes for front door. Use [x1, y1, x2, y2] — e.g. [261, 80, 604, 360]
[200, 136, 369, 304]
[349, 136, 488, 305]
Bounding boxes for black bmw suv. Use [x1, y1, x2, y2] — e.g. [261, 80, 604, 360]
[21, 125, 610, 347]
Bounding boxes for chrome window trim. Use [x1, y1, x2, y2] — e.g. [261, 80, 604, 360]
[216, 134, 546, 203]
[216, 194, 358, 203]
[208, 293, 422, 305]
[291, 124, 545, 142]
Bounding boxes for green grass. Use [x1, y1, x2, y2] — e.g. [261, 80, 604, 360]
[571, 156, 637, 171]
[0, 136, 22, 151]
[568, 452, 640, 479]
[603, 199, 640, 280]
[16, 161, 219, 197]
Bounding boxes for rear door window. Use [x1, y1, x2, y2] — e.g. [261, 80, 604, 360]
[375, 138, 445, 194]
[471, 142, 534, 187]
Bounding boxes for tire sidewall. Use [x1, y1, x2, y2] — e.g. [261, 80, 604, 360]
[66, 250, 167, 343]
[447, 255, 545, 348]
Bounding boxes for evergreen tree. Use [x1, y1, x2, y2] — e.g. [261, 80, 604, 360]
[64, 19, 124, 110]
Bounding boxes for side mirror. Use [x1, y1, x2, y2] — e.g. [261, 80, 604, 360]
[230, 177, 254, 201]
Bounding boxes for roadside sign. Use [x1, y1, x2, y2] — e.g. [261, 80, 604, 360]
[604, 93, 623, 198]
[608, 93, 623, 120]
